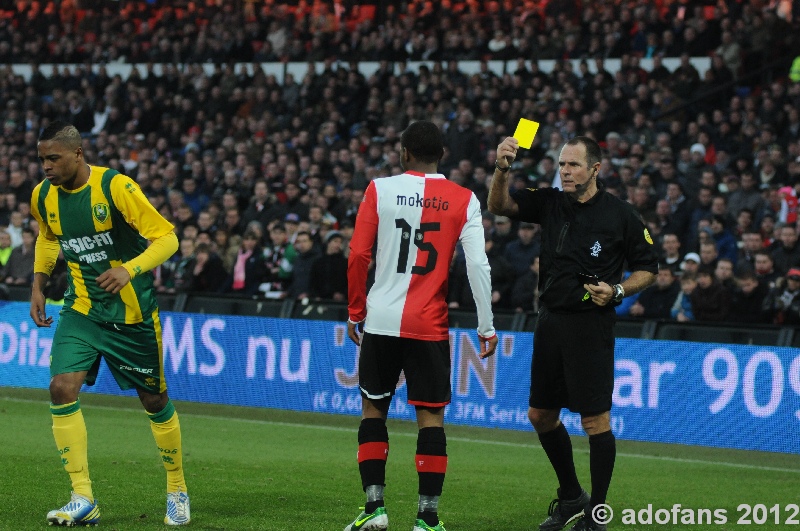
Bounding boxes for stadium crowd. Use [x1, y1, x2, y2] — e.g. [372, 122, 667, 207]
[1, 0, 800, 325]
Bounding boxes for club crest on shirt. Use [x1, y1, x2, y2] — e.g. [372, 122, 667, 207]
[644, 228, 653, 244]
[590, 240, 602, 257]
[92, 203, 110, 223]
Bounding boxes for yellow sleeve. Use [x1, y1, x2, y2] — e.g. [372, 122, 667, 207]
[109, 173, 175, 241]
[121, 231, 179, 279]
[109, 174, 178, 279]
[31, 184, 60, 276]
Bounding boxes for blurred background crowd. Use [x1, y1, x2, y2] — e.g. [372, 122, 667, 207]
[1, 0, 800, 326]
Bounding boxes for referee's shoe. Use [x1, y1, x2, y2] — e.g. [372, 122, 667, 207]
[539, 489, 590, 531]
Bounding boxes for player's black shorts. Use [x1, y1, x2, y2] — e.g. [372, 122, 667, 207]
[359, 332, 451, 407]
[529, 306, 616, 414]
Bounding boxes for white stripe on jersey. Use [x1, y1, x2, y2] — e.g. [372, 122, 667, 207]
[348, 171, 495, 341]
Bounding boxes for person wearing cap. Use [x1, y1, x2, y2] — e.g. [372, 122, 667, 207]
[490, 214, 516, 255]
[490, 135, 658, 531]
[763, 267, 800, 324]
[504, 222, 541, 278]
[680, 251, 701, 275]
[345, 120, 497, 531]
[283, 212, 302, 242]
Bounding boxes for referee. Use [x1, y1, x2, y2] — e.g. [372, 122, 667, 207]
[489, 135, 658, 531]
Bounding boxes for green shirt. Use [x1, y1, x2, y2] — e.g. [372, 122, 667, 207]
[31, 166, 175, 324]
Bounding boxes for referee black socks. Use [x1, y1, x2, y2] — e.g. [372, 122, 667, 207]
[538, 422, 582, 500]
[589, 430, 616, 510]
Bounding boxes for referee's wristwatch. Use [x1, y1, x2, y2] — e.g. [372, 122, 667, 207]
[612, 284, 625, 303]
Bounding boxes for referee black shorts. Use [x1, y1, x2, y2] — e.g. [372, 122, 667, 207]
[529, 306, 616, 414]
[359, 332, 451, 408]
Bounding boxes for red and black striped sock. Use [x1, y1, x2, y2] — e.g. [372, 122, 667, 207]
[416, 427, 447, 526]
[357, 418, 389, 513]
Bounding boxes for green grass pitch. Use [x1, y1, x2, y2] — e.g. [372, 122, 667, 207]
[1, 387, 797, 530]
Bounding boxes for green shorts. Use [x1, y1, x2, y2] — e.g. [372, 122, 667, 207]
[50, 308, 167, 393]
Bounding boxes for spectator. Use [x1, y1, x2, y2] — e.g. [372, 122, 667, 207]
[224, 230, 267, 297]
[510, 256, 540, 313]
[444, 109, 480, 166]
[690, 266, 730, 322]
[737, 230, 764, 273]
[698, 241, 719, 270]
[671, 272, 697, 322]
[754, 250, 782, 289]
[180, 178, 209, 217]
[688, 186, 714, 238]
[727, 271, 770, 324]
[183, 243, 228, 294]
[287, 230, 321, 301]
[733, 207, 755, 239]
[7, 210, 25, 248]
[680, 251, 701, 277]
[263, 223, 296, 295]
[489, 215, 516, 256]
[484, 239, 515, 309]
[714, 258, 737, 291]
[628, 266, 680, 320]
[727, 172, 765, 221]
[242, 179, 280, 228]
[770, 224, 800, 275]
[309, 230, 348, 301]
[165, 237, 197, 294]
[662, 182, 692, 243]
[3, 226, 35, 285]
[503, 222, 541, 278]
[660, 232, 684, 273]
[763, 268, 800, 325]
[709, 215, 738, 263]
[281, 180, 310, 221]
[221, 206, 245, 237]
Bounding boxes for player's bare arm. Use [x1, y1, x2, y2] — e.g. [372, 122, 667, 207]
[30, 272, 53, 327]
[479, 334, 499, 359]
[347, 319, 364, 346]
[488, 137, 520, 218]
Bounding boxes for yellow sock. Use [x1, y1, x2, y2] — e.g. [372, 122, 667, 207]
[148, 400, 187, 493]
[51, 400, 93, 501]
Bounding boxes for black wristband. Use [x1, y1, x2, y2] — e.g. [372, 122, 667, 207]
[495, 161, 510, 172]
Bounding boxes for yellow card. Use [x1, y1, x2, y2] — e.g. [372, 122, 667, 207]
[513, 118, 539, 149]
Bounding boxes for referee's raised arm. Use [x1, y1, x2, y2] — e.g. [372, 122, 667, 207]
[488, 136, 521, 218]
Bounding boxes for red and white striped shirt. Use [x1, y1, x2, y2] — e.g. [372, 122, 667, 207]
[348, 171, 495, 340]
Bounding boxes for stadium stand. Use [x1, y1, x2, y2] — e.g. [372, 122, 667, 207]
[1, 0, 800, 347]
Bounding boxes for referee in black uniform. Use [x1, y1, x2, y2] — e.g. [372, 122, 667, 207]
[489, 135, 658, 531]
